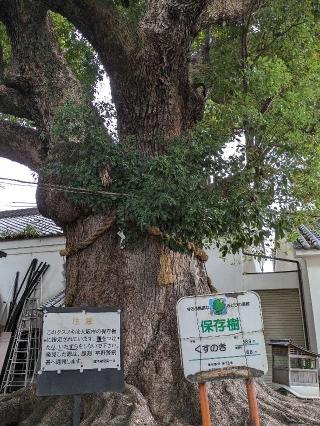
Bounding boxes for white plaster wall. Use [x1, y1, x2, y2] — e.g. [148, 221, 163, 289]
[275, 239, 297, 272]
[205, 248, 244, 292]
[298, 255, 320, 352]
[0, 236, 66, 325]
[205, 248, 297, 293]
[243, 271, 299, 291]
[297, 258, 318, 353]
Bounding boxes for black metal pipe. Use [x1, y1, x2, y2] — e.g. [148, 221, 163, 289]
[8, 272, 20, 320]
[243, 251, 310, 350]
[5, 259, 38, 330]
[5, 262, 50, 332]
[13, 259, 37, 307]
[12, 272, 19, 304]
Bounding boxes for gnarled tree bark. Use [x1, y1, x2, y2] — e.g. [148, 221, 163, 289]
[0, 120, 44, 169]
[0, 1, 319, 425]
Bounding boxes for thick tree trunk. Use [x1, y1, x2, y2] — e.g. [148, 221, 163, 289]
[64, 214, 206, 424]
[53, 79, 211, 422]
[110, 61, 204, 152]
[1, 3, 320, 425]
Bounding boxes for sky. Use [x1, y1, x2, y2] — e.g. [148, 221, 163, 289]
[0, 159, 36, 211]
[0, 74, 112, 212]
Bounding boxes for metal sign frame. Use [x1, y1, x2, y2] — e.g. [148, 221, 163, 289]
[37, 306, 124, 396]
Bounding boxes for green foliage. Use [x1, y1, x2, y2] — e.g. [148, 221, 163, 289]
[192, 0, 320, 250]
[46, 99, 218, 251]
[113, 0, 146, 25]
[45, 97, 277, 254]
[0, 23, 11, 64]
[46, 0, 320, 254]
[50, 12, 101, 92]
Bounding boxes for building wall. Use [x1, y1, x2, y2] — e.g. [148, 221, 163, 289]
[296, 258, 318, 353]
[274, 240, 319, 352]
[206, 246, 318, 356]
[0, 236, 66, 326]
[206, 248, 299, 293]
[205, 249, 243, 293]
[205, 248, 262, 293]
[206, 248, 311, 382]
[296, 252, 320, 353]
[243, 271, 299, 291]
[275, 240, 298, 272]
[256, 289, 306, 385]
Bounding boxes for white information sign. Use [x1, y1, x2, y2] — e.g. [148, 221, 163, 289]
[176, 292, 268, 382]
[40, 310, 121, 372]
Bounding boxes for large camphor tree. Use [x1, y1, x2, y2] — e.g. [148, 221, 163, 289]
[1, 0, 320, 424]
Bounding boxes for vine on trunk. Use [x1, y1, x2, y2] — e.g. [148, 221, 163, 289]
[44, 96, 294, 256]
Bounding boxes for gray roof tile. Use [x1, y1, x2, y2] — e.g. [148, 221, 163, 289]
[0, 208, 63, 240]
[295, 224, 320, 250]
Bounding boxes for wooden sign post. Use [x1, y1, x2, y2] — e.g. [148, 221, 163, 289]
[246, 378, 260, 426]
[176, 292, 268, 425]
[199, 383, 211, 426]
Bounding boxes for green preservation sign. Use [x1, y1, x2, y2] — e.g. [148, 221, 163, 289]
[176, 292, 268, 383]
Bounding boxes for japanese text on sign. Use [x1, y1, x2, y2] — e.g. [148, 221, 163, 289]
[176, 292, 268, 383]
[40, 310, 121, 372]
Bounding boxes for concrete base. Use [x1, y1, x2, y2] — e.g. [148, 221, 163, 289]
[272, 383, 320, 399]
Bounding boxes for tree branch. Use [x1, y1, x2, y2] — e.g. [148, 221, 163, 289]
[46, 0, 135, 75]
[197, 0, 260, 30]
[0, 120, 45, 169]
[140, 0, 208, 39]
[252, 19, 308, 62]
[0, 85, 34, 120]
[0, 1, 93, 143]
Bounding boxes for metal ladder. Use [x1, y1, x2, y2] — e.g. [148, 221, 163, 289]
[1, 295, 42, 393]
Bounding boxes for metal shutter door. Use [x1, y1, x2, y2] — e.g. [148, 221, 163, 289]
[255, 289, 305, 385]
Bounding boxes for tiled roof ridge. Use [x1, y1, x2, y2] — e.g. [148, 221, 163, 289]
[0, 208, 63, 240]
[0, 208, 39, 219]
[296, 223, 320, 251]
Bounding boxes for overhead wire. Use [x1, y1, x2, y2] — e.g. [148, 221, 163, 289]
[0, 177, 128, 198]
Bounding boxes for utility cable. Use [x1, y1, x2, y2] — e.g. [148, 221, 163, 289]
[0, 177, 128, 197]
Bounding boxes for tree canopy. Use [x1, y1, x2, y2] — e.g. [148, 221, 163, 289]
[36, 0, 320, 255]
[0, 0, 319, 254]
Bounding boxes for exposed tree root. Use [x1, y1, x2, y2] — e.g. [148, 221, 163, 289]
[1, 379, 320, 426]
[209, 379, 320, 426]
[0, 386, 73, 426]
